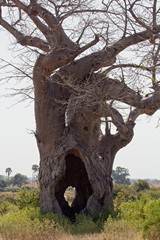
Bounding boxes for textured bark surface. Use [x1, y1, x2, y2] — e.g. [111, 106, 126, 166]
[34, 69, 134, 218]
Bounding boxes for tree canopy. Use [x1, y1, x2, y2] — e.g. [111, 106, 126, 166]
[32, 164, 39, 174]
[112, 166, 131, 185]
[12, 173, 28, 187]
[32, 164, 39, 181]
[5, 168, 12, 179]
[133, 179, 150, 192]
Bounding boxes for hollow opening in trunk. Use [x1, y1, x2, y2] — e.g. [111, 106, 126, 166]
[64, 187, 75, 206]
[55, 153, 93, 219]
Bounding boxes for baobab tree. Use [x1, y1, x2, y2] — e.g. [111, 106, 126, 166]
[0, 0, 160, 219]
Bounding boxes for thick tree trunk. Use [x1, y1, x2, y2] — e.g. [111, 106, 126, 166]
[33, 57, 133, 219]
[36, 96, 116, 218]
[38, 137, 115, 219]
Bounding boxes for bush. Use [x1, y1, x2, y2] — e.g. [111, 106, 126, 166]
[0, 192, 17, 204]
[0, 201, 18, 215]
[118, 196, 160, 240]
[16, 188, 39, 209]
[41, 212, 102, 235]
[0, 179, 7, 189]
[144, 188, 160, 199]
[118, 200, 145, 231]
[112, 184, 130, 198]
[0, 208, 61, 240]
[113, 184, 137, 211]
[71, 214, 101, 234]
[132, 180, 150, 192]
[143, 199, 160, 240]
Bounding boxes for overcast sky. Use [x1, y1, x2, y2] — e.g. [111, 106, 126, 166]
[0, 30, 160, 179]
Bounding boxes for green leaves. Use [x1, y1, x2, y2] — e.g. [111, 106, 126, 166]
[16, 188, 39, 209]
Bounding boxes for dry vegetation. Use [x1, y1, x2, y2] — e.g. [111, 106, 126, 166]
[0, 233, 105, 240]
[1, 185, 160, 240]
[0, 229, 144, 240]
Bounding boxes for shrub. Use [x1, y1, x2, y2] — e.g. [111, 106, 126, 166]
[41, 212, 101, 235]
[16, 188, 39, 209]
[132, 180, 150, 192]
[143, 199, 160, 240]
[0, 201, 18, 215]
[118, 197, 160, 240]
[0, 208, 61, 240]
[71, 214, 101, 234]
[145, 188, 160, 199]
[118, 200, 145, 231]
[0, 192, 17, 204]
[0, 179, 7, 189]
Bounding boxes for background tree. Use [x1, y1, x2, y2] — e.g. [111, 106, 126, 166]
[133, 179, 150, 192]
[0, 0, 160, 218]
[0, 175, 7, 191]
[5, 168, 12, 179]
[32, 164, 39, 182]
[112, 167, 131, 185]
[12, 173, 28, 188]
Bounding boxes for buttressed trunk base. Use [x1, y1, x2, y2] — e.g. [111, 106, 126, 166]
[39, 145, 114, 220]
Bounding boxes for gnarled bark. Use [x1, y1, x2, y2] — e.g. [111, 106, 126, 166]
[33, 58, 134, 218]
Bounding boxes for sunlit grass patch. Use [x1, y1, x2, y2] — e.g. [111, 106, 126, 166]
[103, 217, 143, 240]
[0, 208, 60, 239]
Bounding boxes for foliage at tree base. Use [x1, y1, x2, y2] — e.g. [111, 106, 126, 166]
[1, 187, 160, 240]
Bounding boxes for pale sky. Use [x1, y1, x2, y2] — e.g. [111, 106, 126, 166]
[0, 31, 160, 179]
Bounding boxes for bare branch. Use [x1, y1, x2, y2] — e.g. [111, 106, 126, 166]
[104, 63, 152, 74]
[121, 0, 128, 39]
[113, 26, 160, 53]
[59, 26, 160, 81]
[0, 18, 50, 51]
[12, 0, 54, 47]
[105, 104, 126, 131]
[0, 57, 33, 80]
[27, 2, 75, 48]
[127, 108, 141, 122]
[60, 8, 112, 22]
[35, 34, 100, 75]
[151, 41, 160, 86]
[129, 0, 151, 31]
[78, 34, 99, 53]
[153, 0, 157, 30]
[0, 1, 16, 7]
[76, 22, 90, 44]
[136, 90, 160, 116]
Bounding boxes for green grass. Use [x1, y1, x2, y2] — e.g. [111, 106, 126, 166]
[0, 206, 144, 240]
[1, 187, 160, 240]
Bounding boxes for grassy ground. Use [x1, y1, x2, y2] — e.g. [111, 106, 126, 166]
[0, 231, 143, 240]
[1, 188, 160, 240]
[0, 213, 143, 240]
[0, 233, 104, 240]
[0, 191, 144, 240]
[0, 232, 143, 240]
